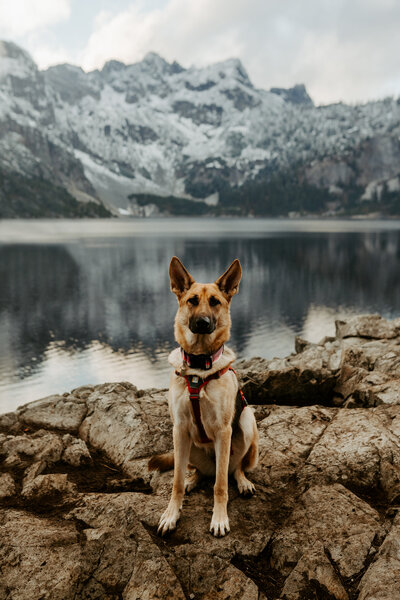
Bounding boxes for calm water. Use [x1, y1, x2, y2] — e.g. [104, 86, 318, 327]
[1, 217, 400, 413]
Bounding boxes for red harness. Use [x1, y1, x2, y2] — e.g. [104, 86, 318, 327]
[175, 366, 247, 444]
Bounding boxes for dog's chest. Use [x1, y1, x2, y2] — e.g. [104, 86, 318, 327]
[169, 375, 236, 445]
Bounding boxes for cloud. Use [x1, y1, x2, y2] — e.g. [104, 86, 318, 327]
[5, 0, 399, 104]
[79, 0, 251, 72]
[76, 0, 400, 104]
[26, 42, 72, 69]
[0, 0, 70, 38]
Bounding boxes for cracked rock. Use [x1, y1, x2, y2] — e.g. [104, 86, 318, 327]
[202, 564, 259, 600]
[79, 382, 172, 478]
[21, 473, 77, 504]
[280, 541, 349, 600]
[0, 509, 81, 600]
[254, 405, 336, 492]
[336, 314, 400, 340]
[0, 430, 64, 468]
[302, 407, 400, 501]
[0, 473, 16, 499]
[237, 348, 337, 405]
[270, 484, 383, 579]
[18, 394, 87, 432]
[61, 434, 92, 466]
[358, 512, 400, 600]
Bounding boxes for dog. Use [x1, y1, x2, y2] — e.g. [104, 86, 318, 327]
[148, 257, 258, 537]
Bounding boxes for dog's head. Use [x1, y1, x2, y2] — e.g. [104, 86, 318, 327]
[169, 256, 242, 354]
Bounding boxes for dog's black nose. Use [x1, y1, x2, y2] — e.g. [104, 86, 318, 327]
[197, 316, 210, 330]
[189, 315, 215, 334]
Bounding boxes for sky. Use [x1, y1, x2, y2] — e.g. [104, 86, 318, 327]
[0, 0, 399, 105]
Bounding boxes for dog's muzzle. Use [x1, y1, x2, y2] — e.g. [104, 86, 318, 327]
[189, 315, 216, 334]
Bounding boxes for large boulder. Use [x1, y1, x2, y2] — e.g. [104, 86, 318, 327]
[17, 394, 87, 432]
[336, 314, 400, 340]
[79, 382, 172, 483]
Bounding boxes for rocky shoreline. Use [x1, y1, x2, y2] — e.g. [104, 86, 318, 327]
[1, 314, 400, 599]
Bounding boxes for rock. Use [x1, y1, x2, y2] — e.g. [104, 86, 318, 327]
[0, 473, 16, 499]
[238, 316, 400, 409]
[71, 487, 274, 596]
[62, 434, 92, 466]
[18, 394, 87, 432]
[335, 343, 400, 407]
[255, 405, 336, 493]
[358, 512, 400, 600]
[202, 565, 259, 600]
[70, 384, 95, 399]
[270, 484, 383, 579]
[23, 460, 47, 484]
[22, 474, 77, 504]
[78, 527, 138, 597]
[280, 541, 349, 600]
[302, 407, 400, 501]
[0, 430, 64, 468]
[69, 493, 187, 599]
[336, 314, 400, 340]
[123, 525, 186, 600]
[79, 382, 172, 479]
[0, 509, 82, 600]
[0, 411, 18, 431]
[237, 344, 338, 406]
[340, 339, 400, 374]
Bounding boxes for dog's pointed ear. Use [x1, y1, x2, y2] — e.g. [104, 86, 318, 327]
[215, 259, 242, 301]
[169, 256, 195, 298]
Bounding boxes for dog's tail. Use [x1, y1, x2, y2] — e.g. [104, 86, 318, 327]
[148, 453, 174, 472]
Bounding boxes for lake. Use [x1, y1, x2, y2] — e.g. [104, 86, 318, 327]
[1, 217, 400, 413]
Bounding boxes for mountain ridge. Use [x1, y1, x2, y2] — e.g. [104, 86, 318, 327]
[0, 40, 399, 217]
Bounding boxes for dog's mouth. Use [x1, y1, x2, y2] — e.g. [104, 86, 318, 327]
[189, 316, 216, 335]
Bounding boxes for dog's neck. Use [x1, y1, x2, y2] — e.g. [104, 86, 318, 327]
[168, 345, 236, 376]
[180, 345, 224, 371]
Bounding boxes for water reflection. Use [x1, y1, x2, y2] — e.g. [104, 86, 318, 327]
[1, 222, 400, 411]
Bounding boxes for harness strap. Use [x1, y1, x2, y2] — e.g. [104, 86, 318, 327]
[175, 366, 247, 445]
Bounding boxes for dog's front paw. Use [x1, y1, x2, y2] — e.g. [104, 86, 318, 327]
[210, 512, 230, 537]
[157, 505, 180, 536]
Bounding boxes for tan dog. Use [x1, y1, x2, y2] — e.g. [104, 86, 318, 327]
[149, 257, 258, 537]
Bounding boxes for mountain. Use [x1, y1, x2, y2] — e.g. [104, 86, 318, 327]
[0, 40, 399, 217]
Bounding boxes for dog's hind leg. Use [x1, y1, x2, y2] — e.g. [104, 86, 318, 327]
[185, 467, 203, 493]
[158, 425, 191, 535]
[233, 464, 256, 496]
[242, 436, 258, 472]
[233, 413, 258, 496]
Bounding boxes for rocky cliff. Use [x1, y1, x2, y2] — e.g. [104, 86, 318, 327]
[1, 314, 400, 598]
[1, 40, 400, 216]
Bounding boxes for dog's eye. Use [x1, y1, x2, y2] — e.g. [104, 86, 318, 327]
[209, 296, 220, 307]
[188, 296, 199, 306]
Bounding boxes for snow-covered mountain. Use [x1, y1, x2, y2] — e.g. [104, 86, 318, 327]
[1, 40, 399, 216]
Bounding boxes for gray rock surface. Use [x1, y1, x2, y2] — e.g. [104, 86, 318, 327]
[358, 512, 400, 600]
[1, 314, 400, 598]
[238, 313, 400, 409]
[18, 394, 87, 432]
[0, 473, 15, 499]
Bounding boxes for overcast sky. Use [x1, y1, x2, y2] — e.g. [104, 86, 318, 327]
[0, 0, 399, 105]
